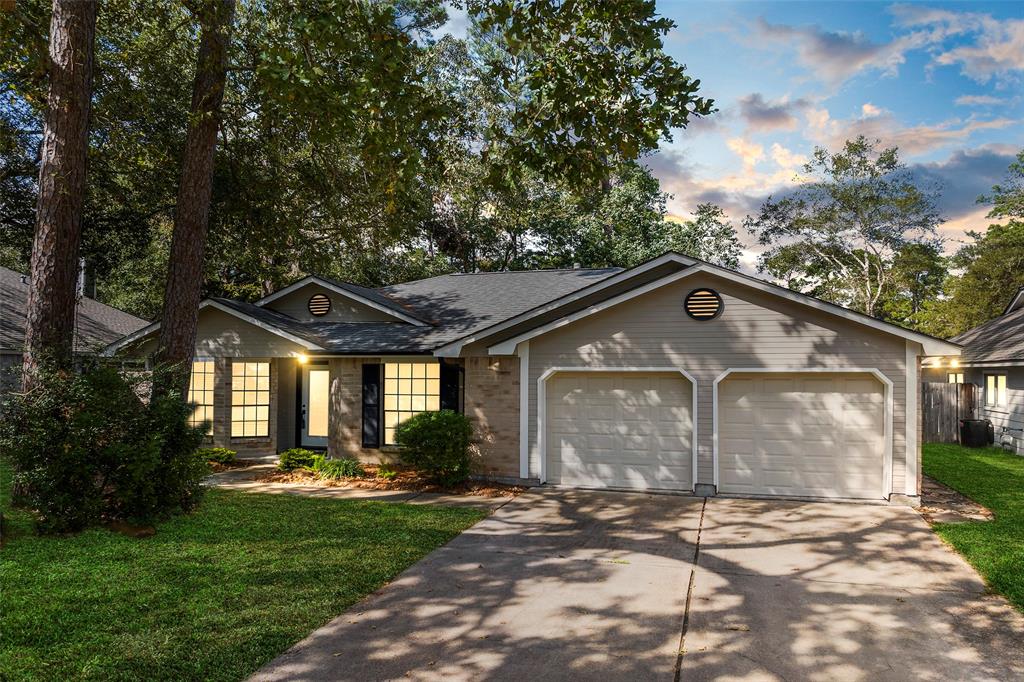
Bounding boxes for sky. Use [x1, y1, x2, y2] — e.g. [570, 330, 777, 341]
[650, 1, 1023, 269]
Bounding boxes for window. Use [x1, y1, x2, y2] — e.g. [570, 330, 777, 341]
[947, 372, 964, 384]
[188, 360, 215, 434]
[232, 361, 270, 437]
[383, 362, 440, 445]
[985, 374, 1008, 408]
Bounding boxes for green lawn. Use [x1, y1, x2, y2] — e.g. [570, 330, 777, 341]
[0, 459, 485, 681]
[923, 443, 1024, 612]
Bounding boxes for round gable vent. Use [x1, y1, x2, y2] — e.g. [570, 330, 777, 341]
[684, 288, 723, 321]
[308, 293, 331, 316]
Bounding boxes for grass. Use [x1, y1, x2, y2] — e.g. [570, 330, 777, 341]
[922, 443, 1024, 612]
[0, 458, 486, 681]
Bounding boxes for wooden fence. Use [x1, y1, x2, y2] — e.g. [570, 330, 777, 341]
[922, 382, 977, 444]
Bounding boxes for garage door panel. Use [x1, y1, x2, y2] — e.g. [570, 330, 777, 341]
[547, 372, 693, 491]
[718, 372, 885, 500]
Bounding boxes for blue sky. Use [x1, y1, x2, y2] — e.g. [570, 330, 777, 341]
[650, 1, 1024, 267]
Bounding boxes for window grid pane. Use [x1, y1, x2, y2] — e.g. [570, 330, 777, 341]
[187, 361, 215, 434]
[232, 361, 270, 437]
[383, 362, 442, 445]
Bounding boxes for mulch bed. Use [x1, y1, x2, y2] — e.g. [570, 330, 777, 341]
[208, 459, 266, 473]
[918, 475, 994, 524]
[254, 463, 526, 498]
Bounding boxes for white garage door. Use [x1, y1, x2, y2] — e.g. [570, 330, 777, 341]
[718, 373, 885, 499]
[546, 372, 693, 491]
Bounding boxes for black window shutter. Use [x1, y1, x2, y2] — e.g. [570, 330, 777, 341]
[362, 363, 382, 448]
[440, 362, 461, 412]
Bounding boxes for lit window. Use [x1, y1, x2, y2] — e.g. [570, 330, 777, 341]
[985, 374, 1007, 408]
[232, 361, 270, 437]
[947, 373, 964, 384]
[188, 360, 215, 434]
[383, 362, 440, 445]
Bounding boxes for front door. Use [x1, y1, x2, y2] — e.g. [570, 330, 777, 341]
[301, 364, 330, 448]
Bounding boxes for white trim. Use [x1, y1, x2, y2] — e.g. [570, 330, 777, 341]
[433, 252, 697, 357]
[102, 299, 326, 356]
[255, 276, 427, 326]
[1003, 287, 1024, 315]
[536, 366, 698, 491]
[712, 367, 894, 500]
[905, 342, 920, 496]
[486, 263, 961, 357]
[517, 341, 530, 479]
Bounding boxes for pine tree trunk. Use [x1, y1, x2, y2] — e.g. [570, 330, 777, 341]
[153, 0, 235, 395]
[21, 0, 97, 390]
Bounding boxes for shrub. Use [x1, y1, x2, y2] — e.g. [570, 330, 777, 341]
[376, 464, 398, 481]
[196, 447, 236, 464]
[393, 410, 473, 486]
[277, 448, 317, 472]
[0, 361, 208, 533]
[311, 455, 366, 480]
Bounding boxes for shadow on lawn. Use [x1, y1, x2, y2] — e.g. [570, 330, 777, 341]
[248, 490, 1024, 682]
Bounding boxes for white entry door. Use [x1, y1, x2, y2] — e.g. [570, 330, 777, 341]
[301, 365, 330, 448]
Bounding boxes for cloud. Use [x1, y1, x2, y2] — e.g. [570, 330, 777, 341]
[861, 103, 883, 118]
[908, 146, 1017, 222]
[804, 106, 1018, 157]
[727, 137, 765, 171]
[955, 94, 1008, 106]
[737, 93, 809, 131]
[889, 5, 1024, 84]
[753, 17, 920, 84]
[770, 143, 807, 170]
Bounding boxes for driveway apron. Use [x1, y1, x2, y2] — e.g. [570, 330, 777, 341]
[250, 490, 1024, 682]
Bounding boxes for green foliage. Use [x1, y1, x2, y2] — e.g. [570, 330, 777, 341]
[746, 136, 943, 319]
[0, 488, 485, 680]
[0, 362, 207, 533]
[310, 455, 366, 480]
[197, 447, 236, 465]
[277, 448, 317, 472]
[923, 443, 1024, 612]
[393, 410, 473, 486]
[376, 464, 399, 481]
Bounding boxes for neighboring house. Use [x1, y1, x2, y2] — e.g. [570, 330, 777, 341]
[923, 287, 1024, 454]
[106, 252, 960, 503]
[0, 266, 149, 393]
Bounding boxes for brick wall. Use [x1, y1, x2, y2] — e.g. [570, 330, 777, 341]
[464, 356, 520, 478]
[213, 357, 278, 458]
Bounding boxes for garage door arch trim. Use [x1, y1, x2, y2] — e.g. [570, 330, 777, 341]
[538, 367, 698, 490]
[712, 367, 893, 497]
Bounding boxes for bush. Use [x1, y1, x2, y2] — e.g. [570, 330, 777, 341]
[0, 361, 208, 533]
[196, 447, 236, 464]
[393, 410, 473, 486]
[376, 464, 398, 481]
[311, 455, 366, 480]
[277, 448, 317, 472]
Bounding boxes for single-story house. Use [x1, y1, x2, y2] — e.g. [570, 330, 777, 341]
[922, 287, 1024, 454]
[0, 265, 149, 393]
[106, 252, 961, 503]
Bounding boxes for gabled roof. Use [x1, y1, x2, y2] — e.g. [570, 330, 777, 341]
[479, 254, 962, 357]
[254, 275, 429, 326]
[0, 266, 148, 353]
[1003, 286, 1024, 316]
[952, 300, 1024, 364]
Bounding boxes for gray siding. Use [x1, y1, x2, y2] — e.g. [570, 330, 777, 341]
[523, 272, 911, 494]
[265, 285, 398, 323]
[135, 308, 310, 358]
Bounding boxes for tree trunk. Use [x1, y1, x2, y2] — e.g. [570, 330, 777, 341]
[21, 0, 97, 390]
[153, 0, 235, 395]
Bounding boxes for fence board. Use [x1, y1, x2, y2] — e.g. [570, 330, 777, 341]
[922, 382, 977, 443]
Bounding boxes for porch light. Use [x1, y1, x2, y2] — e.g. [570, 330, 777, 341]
[297, 354, 308, 364]
[950, 359, 959, 368]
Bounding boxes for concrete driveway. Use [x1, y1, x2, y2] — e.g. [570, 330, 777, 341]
[250, 490, 1024, 681]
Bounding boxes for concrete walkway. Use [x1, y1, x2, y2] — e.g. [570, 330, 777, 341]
[248, 489, 1024, 681]
[206, 465, 512, 512]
